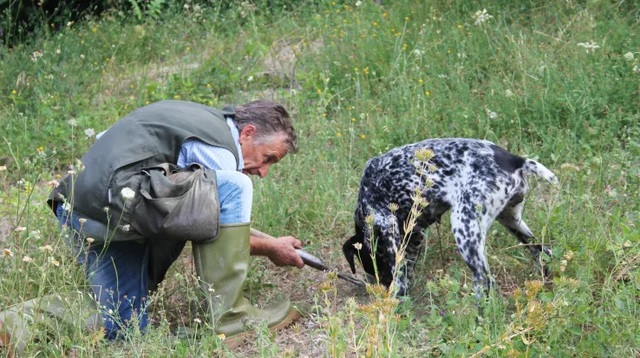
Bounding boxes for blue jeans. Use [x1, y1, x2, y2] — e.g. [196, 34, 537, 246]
[56, 170, 252, 340]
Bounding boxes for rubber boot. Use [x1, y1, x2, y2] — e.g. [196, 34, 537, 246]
[0, 292, 103, 355]
[192, 223, 299, 347]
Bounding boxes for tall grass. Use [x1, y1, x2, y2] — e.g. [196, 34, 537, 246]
[1, 0, 639, 356]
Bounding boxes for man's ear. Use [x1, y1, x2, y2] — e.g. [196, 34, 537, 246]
[239, 125, 256, 142]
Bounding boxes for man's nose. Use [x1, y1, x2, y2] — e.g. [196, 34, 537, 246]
[258, 165, 270, 178]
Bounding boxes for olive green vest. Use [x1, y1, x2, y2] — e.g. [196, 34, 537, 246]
[49, 100, 239, 223]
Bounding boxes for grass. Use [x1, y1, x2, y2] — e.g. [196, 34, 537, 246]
[1, 0, 639, 356]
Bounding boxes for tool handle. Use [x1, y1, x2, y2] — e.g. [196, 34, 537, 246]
[296, 249, 329, 271]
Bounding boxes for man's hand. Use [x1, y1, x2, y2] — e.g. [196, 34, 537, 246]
[249, 230, 304, 268]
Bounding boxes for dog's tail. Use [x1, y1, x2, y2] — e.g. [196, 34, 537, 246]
[522, 159, 558, 185]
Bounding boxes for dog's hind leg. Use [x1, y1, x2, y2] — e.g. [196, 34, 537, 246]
[497, 195, 551, 279]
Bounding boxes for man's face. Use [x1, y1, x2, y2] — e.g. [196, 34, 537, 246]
[239, 125, 288, 178]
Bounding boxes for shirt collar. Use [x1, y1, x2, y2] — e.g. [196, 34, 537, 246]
[226, 117, 244, 170]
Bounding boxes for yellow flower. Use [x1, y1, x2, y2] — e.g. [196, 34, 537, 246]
[336, 132, 342, 137]
[425, 91, 431, 96]
[3, 248, 14, 257]
[218, 333, 226, 340]
[359, 134, 366, 139]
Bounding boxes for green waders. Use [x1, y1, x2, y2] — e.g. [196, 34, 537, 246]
[192, 223, 299, 347]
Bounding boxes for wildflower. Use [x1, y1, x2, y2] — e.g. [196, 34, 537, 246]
[218, 333, 226, 341]
[23, 255, 32, 263]
[122, 224, 131, 232]
[485, 106, 498, 119]
[30, 51, 43, 62]
[336, 132, 342, 137]
[560, 163, 580, 171]
[355, 0, 362, 6]
[84, 128, 96, 138]
[353, 242, 363, 250]
[3, 248, 14, 257]
[121, 187, 135, 200]
[505, 89, 514, 97]
[0, 165, 6, 171]
[634, 65, 640, 74]
[14, 226, 26, 232]
[473, 9, 493, 26]
[62, 202, 72, 212]
[86, 237, 95, 244]
[359, 134, 366, 139]
[415, 148, 435, 161]
[623, 52, 634, 61]
[40, 245, 54, 252]
[50, 257, 60, 267]
[68, 118, 78, 127]
[388, 203, 399, 212]
[577, 41, 600, 53]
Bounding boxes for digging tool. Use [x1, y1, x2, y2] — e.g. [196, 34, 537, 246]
[250, 228, 367, 288]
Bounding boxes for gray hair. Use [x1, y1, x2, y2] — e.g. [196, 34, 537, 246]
[233, 100, 298, 154]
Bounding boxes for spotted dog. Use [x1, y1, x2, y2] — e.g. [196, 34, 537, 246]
[343, 138, 557, 297]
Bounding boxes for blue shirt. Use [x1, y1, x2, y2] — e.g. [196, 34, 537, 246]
[177, 117, 244, 171]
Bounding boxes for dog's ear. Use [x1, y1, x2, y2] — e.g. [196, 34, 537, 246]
[343, 235, 358, 274]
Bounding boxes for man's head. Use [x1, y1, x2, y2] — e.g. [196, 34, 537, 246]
[233, 100, 298, 178]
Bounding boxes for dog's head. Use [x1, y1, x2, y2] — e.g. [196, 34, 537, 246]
[343, 228, 375, 277]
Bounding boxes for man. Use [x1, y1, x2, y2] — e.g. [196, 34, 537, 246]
[0, 99, 305, 353]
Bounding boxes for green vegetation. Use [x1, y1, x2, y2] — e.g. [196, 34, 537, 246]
[1, 0, 638, 356]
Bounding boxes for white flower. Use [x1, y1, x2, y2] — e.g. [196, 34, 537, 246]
[84, 128, 96, 138]
[505, 89, 514, 97]
[193, 318, 202, 324]
[577, 41, 600, 53]
[623, 52, 634, 61]
[473, 9, 493, 26]
[121, 187, 135, 201]
[62, 202, 72, 212]
[634, 65, 640, 74]
[122, 224, 131, 232]
[485, 106, 498, 119]
[86, 237, 95, 244]
[40, 245, 54, 252]
[353, 242, 363, 250]
[68, 118, 78, 127]
[22, 255, 32, 263]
